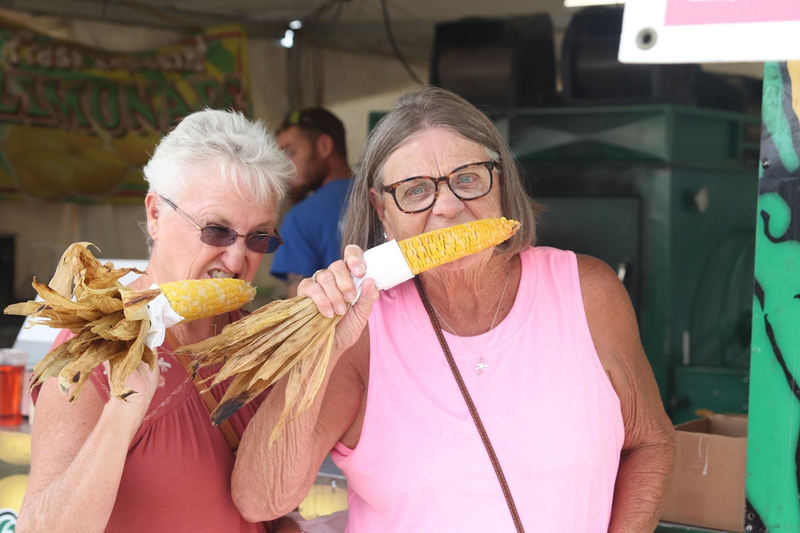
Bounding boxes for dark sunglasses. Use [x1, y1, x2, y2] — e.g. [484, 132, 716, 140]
[159, 195, 282, 254]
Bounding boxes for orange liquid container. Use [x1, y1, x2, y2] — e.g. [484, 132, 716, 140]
[0, 363, 24, 426]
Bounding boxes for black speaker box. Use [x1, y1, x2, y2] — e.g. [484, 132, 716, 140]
[562, 6, 749, 112]
[430, 14, 557, 110]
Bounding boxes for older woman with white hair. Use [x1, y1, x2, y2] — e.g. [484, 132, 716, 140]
[18, 110, 296, 533]
[233, 87, 675, 533]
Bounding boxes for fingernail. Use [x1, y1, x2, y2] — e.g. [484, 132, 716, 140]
[354, 265, 365, 276]
[346, 292, 356, 304]
[336, 303, 346, 315]
[322, 307, 334, 319]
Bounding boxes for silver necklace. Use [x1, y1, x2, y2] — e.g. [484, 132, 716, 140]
[430, 269, 513, 376]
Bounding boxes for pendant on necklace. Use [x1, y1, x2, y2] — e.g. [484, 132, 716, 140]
[475, 357, 489, 376]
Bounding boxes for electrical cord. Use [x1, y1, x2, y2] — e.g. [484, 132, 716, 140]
[379, 0, 423, 85]
[306, 0, 347, 104]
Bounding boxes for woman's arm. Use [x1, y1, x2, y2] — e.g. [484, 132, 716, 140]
[578, 255, 676, 533]
[232, 247, 379, 522]
[232, 333, 369, 521]
[17, 361, 159, 533]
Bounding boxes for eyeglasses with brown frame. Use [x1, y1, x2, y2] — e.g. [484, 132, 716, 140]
[381, 160, 499, 214]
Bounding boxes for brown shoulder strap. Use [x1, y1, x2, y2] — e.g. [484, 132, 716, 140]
[164, 329, 240, 453]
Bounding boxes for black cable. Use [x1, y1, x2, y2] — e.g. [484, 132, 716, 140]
[379, 0, 423, 85]
[307, 0, 341, 22]
[307, 0, 351, 104]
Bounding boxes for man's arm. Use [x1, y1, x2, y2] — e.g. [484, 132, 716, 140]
[578, 254, 676, 533]
[285, 274, 303, 298]
[270, 207, 315, 298]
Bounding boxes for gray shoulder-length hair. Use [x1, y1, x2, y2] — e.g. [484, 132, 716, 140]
[340, 86, 538, 255]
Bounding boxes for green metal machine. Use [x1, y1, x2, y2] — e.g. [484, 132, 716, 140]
[497, 104, 759, 424]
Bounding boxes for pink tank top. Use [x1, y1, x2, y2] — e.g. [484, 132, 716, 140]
[36, 327, 266, 533]
[331, 246, 624, 532]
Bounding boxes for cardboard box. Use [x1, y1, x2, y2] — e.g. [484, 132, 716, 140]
[660, 414, 747, 532]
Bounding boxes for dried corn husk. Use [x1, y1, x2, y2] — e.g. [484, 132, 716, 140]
[182, 297, 342, 442]
[3, 243, 152, 400]
[3, 242, 256, 401]
[180, 217, 520, 443]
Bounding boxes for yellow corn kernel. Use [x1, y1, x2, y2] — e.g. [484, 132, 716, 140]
[398, 217, 520, 275]
[158, 278, 256, 322]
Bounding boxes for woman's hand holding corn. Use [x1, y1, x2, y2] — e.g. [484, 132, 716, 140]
[298, 244, 380, 357]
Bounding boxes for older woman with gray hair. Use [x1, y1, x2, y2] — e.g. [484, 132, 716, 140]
[19, 109, 297, 533]
[234, 87, 675, 533]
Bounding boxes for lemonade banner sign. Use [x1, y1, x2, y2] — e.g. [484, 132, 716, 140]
[0, 21, 250, 203]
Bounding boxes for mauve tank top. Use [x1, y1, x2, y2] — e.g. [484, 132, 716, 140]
[331, 246, 624, 532]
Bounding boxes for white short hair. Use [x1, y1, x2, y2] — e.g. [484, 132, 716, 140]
[143, 109, 294, 206]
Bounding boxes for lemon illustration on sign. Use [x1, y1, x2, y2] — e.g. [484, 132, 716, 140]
[111, 132, 158, 167]
[0, 474, 28, 513]
[0, 431, 30, 466]
[4, 125, 130, 200]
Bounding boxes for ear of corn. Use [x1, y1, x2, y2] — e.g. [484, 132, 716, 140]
[157, 278, 256, 322]
[398, 217, 520, 275]
[4, 241, 257, 403]
[177, 217, 522, 441]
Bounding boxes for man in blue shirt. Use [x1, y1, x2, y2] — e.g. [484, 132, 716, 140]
[271, 108, 352, 296]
